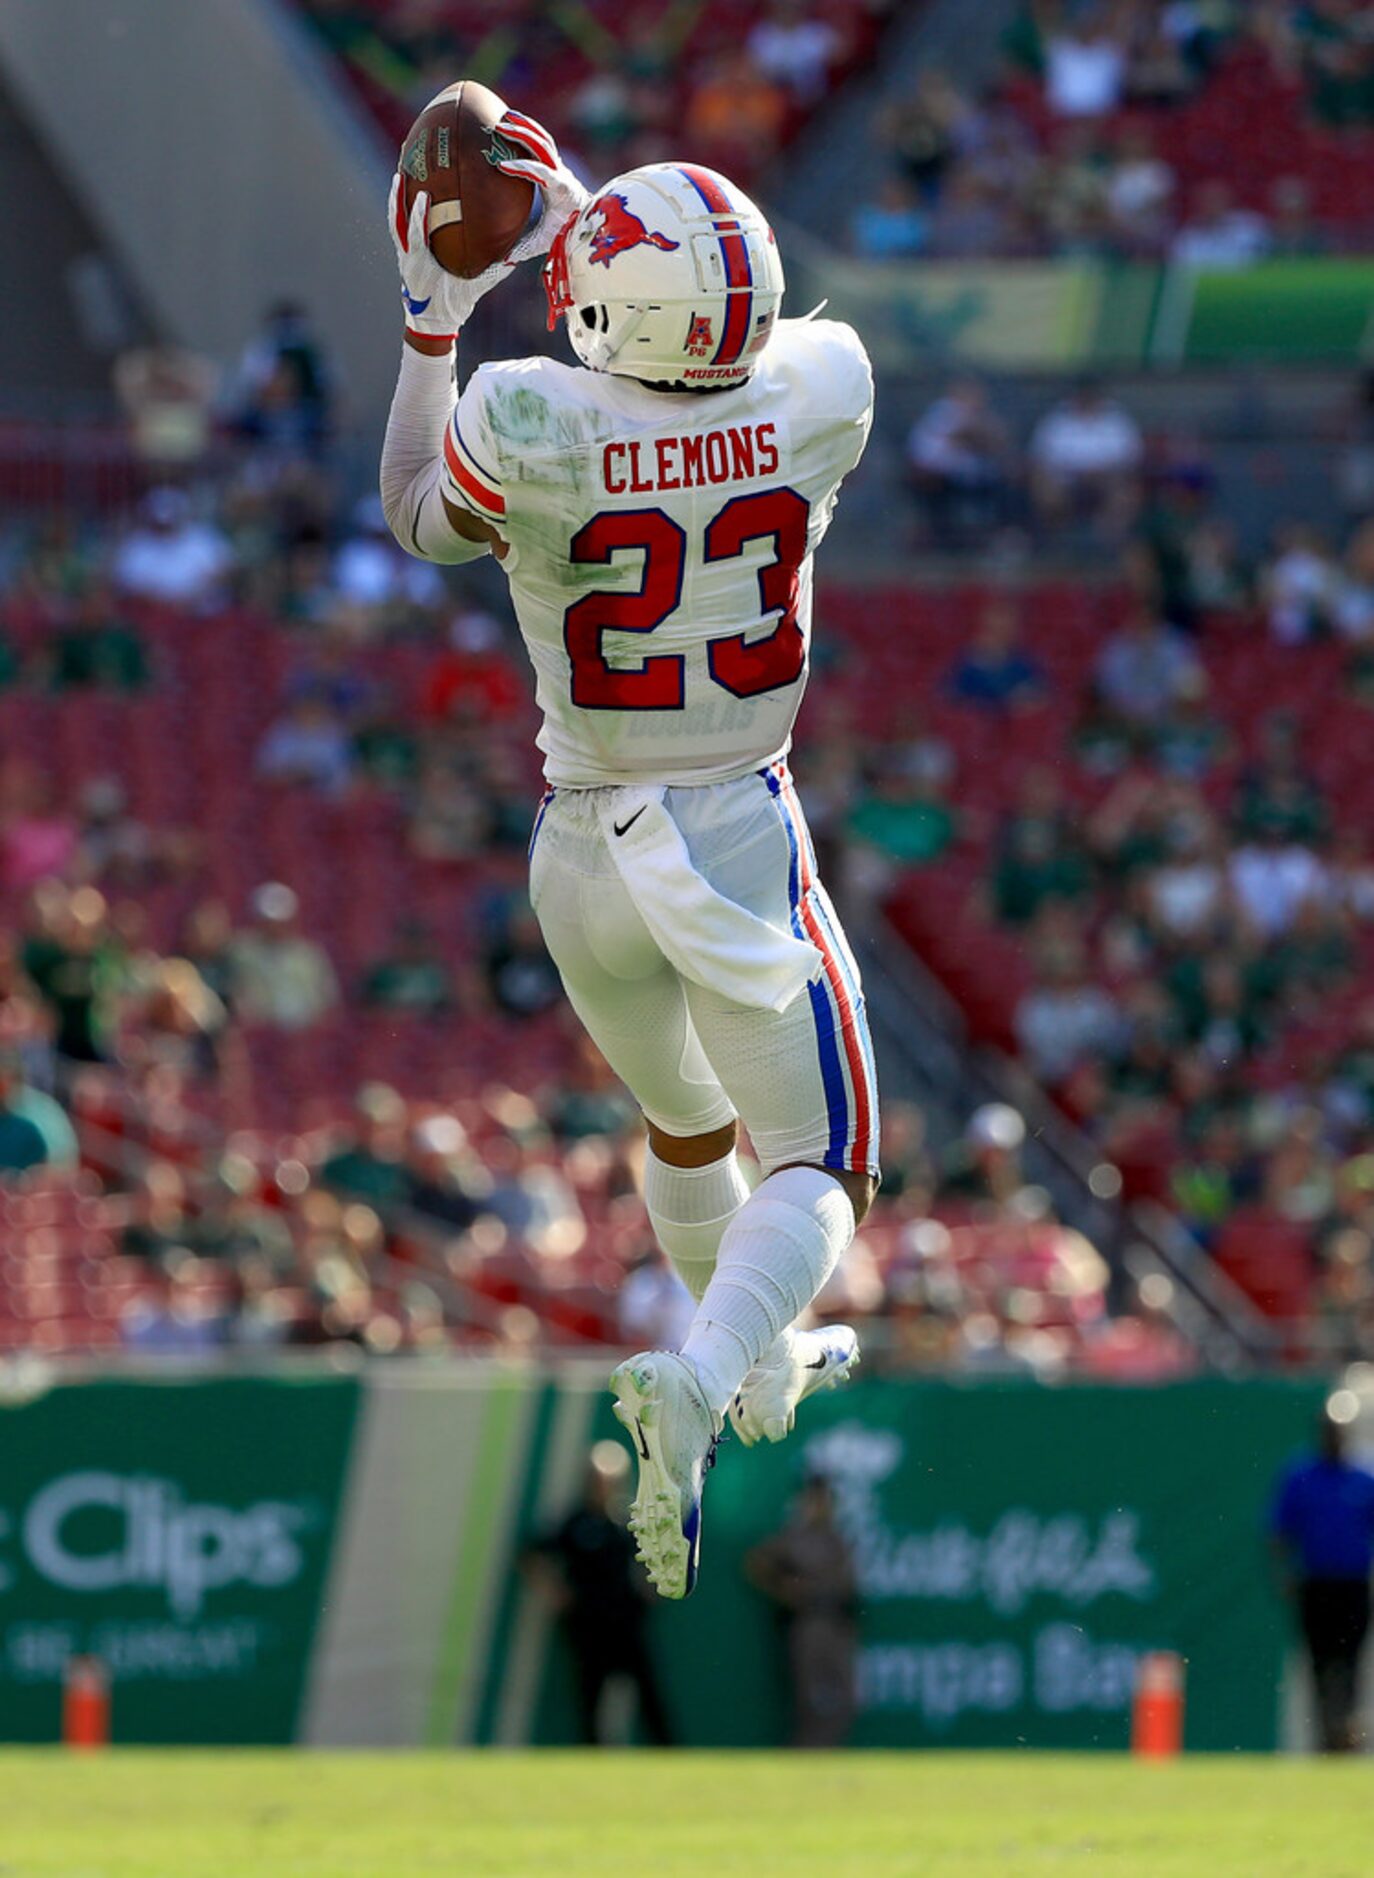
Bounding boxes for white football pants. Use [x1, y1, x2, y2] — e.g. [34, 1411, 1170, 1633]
[528, 762, 880, 1177]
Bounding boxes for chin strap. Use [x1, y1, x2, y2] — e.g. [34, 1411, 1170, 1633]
[593, 302, 650, 374]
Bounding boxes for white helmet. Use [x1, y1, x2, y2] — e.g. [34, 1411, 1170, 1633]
[544, 162, 785, 391]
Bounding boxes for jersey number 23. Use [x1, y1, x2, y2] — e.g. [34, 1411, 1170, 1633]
[564, 488, 808, 711]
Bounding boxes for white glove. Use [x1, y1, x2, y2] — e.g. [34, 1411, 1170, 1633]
[489, 108, 590, 262]
[388, 176, 501, 338]
[387, 110, 590, 340]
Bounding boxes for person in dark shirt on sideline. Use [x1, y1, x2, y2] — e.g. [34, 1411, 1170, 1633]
[746, 1472, 859, 1748]
[525, 1443, 674, 1747]
[1270, 1404, 1374, 1752]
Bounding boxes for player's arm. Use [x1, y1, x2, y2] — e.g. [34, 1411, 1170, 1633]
[379, 116, 587, 566]
[408, 331, 502, 554]
[381, 319, 499, 564]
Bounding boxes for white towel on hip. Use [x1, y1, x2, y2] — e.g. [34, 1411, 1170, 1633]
[595, 785, 822, 1014]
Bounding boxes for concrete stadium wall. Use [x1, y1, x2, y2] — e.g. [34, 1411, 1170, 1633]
[0, 0, 399, 425]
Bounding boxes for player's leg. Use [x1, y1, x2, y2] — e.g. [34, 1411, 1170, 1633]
[722, 885, 878, 1443]
[572, 1644, 611, 1746]
[676, 1153, 873, 1433]
[530, 802, 746, 1302]
[675, 770, 881, 1435]
[529, 821, 738, 1596]
[643, 1116, 747, 1302]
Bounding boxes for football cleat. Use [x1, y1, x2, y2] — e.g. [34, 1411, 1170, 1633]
[611, 1350, 720, 1600]
[729, 1325, 860, 1448]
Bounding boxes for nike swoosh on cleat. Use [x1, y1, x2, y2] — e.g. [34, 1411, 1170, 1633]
[634, 1417, 651, 1461]
[806, 1355, 830, 1370]
[613, 806, 647, 838]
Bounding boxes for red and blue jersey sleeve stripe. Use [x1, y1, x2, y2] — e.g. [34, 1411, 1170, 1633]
[676, 165, 754, 369]
[443, 418, 506, 518]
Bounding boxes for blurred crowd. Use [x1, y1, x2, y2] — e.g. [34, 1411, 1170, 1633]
[854, 1, 1374, 262]
[904, 375, 1150, 556]
[0, 281, 1196, 1379]
[904, 364, 1374, 569]
[838, 367, 1374, 1355]
[6, 326, 1373, 1365]
[300, 0, 889, 189]
[8, 0, 1374, 1372]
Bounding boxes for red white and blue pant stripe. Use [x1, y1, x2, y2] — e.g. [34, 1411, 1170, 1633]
[762, 761, 881, 1177]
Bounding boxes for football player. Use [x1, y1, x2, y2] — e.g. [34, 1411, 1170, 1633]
[380, 109, 878, 1598]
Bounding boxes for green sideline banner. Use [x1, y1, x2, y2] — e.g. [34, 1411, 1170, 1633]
[1159, 260, 1374, 365]
[784, 252, 1129, 372]
[0, 1373, 360, 1743]
[505, 1375, 1326, 1753]
[780, 243, 1374, 370]
[0, 1367, 1327, 1749]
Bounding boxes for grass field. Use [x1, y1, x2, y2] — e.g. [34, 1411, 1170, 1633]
[0, 1750, 1371, 1877]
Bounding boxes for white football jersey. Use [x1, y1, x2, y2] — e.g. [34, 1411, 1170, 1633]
[440, 318, 873, 787]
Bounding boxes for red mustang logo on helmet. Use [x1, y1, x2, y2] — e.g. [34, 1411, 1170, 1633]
[588, 193, 680, 267]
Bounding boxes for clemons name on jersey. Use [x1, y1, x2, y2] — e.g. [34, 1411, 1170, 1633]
[441, 317, 874, 788]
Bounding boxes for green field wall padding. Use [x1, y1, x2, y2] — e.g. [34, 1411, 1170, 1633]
[0, 1367, 1327, 1749]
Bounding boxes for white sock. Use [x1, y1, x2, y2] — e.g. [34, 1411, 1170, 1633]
[643, 1146, 750, 1303]
[681, 1167, 855, 1418]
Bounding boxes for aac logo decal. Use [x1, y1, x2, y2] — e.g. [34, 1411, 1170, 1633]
[685, 314, 715, 357]
[587, 193, 680, 267]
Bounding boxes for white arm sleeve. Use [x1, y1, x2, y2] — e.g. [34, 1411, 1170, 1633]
[379, 345, 491, 564]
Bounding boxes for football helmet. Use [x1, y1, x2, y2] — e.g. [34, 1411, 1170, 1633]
[544, 163, 784, 390]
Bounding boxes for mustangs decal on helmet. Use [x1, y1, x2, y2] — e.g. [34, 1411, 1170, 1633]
[587, 193, 681, 267]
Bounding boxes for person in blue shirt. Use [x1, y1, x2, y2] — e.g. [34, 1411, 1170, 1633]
[850, 177, 930, 261]
[1270, 1408, 1374, 1752]
[947, 599, 1048, 712]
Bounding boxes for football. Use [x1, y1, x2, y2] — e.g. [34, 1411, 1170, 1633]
[397, 80, 536, 280]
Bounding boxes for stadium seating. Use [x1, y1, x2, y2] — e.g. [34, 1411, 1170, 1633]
[296, 0, 887, 184]
[1001, 37, 1374, 241]
[4, 556, 1359, 1359]
[0, 571, 1153, 1364]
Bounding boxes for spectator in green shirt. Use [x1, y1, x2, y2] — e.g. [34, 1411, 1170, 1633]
[49, 583, 149, 691]
[20, 884, 125, 1063]
[320, 1082, 412, 1212]
[0, 1048, 78, 1175]
[846, 761, 957, 866]
[360, 919, 454, 1015]
[1298, 1, 1374, 126]
[992, 767, 1091, 924]
[844, 757, 959, 907]
[1233, 714, 1329, 846]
